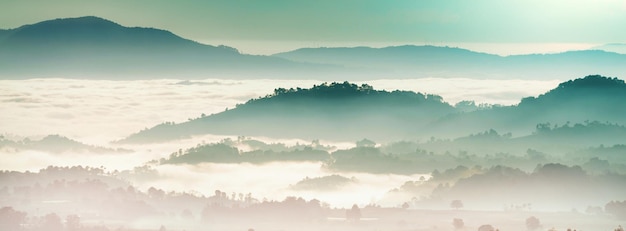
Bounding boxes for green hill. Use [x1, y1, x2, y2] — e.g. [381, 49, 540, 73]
[120, 81, 456, 143]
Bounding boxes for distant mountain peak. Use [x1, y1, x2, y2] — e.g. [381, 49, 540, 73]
[18, 16, 122, 31]
[44, 16, 117, 24]
[4, 15, 190, 46]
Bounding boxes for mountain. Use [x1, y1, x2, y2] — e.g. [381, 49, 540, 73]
[121, 75, 626, 143]
[593, 43, 626, 54]
[0, 16, 343, 79]
[274, 46, 626, 79]
[2, 16, 625, 80]
[119, 81, 457, 143]
[430, 75, 626, 137]
[274, 45, 500, 76]
[0, 29, 9, 41]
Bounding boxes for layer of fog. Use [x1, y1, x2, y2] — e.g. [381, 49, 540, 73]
[140, 162, 425, 208]
[0, 78, 559, 144]
[0, 77, 559, 208]
[0, 149, 425, 208]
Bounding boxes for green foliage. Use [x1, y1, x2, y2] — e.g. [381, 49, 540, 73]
[291, 175, 355, 191]
[245, 81, 444, 107]
[161, 139, 330, 164]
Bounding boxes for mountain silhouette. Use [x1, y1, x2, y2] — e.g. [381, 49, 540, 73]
[121, 75, 626, 143]
[0, 16, 343, 79]
[2, 16, 625, 80]
[120, 81, 456, 143]
[430, 75, 626, 137]
[274, 45, 500, 75]
[274, 46, 626, 79]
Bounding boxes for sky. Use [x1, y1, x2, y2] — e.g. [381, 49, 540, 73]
[1, 0, 625, 55]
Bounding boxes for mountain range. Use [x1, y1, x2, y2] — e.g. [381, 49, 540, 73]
[120, 75, 626, 143]
[1, 16, 625, 79]
[0, 16, 343, 79]
[274, 46, 626, 79]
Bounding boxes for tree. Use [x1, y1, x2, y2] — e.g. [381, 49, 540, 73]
[451, 200, 464, 210]
[536, 123, 552, 133]
[181, 209, 194, 220]
[606, 200, 626, 219]
[478, 224, 495, 231]
[43, 213, 63, 231]
[356, 139, 376, 148]
[0, 207, 26, 231]
[455, 100, 479, 112]
[346, 204, 362, 222]
[525, 216, 541, 230]
[452, 218, 464, 230]
[66, 214, 81, 231]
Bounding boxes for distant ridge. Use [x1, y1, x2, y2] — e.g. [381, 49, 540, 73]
[274, 45, 626, 79]
[0, 16, 345, 79]
[593, 43, 626, 54]
[1, 16, 625, 79]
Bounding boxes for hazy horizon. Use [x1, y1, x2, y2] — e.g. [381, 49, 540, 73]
[196, 40, 603, 56]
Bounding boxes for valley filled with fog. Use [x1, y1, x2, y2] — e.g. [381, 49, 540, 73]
[0, 77, 557, 200]
[0, 78, 559, 143]
[2, 76, 626, 231]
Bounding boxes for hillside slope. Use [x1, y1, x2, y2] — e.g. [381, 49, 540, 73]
[120, 81, 457, 143]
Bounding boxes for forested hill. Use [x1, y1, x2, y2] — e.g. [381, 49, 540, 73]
[120, 82, 457, 143]
[235, 81, 451, 113]
[430, 75, 626, 137]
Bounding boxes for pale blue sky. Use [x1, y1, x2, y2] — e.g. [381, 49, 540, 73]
[1, 0, 625, 54]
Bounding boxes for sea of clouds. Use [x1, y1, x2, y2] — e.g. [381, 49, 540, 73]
[0, 77, 560, 207]
[0, 78, 560, 142]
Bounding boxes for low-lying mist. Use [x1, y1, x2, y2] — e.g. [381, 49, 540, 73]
[2, 77, 625, 231]
[0, 78, 558, 143]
